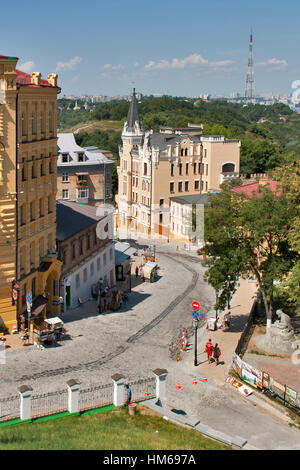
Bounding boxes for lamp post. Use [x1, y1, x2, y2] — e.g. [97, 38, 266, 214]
[192, 317, 199, 367]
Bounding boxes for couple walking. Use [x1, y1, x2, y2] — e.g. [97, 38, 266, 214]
[205, 339, 221, 366]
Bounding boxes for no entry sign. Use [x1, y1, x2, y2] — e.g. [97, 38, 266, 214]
[192, 301, 200, 310]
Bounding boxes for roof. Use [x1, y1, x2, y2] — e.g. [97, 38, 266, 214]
[125, 88, 143, 132]
[113, 241, 137, 256]
[115, 250, 130, 265]
[16, 70, 55, 88]
[232, 178, 282, 198]
[170, 193, 210, 205]
[0, 54, 18, 60]
[57, 133, 114, 165]
[56, 200, 104, 240]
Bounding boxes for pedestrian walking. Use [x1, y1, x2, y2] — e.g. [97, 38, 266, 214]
[180, 329, 188, 351]
[135, 266, 139, 278]
[124, 384, 132, 407]
[205, 338, 214, 364]
[213, 343, 221, 366]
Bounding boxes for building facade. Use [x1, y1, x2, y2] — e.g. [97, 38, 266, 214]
[57, 133, 114, 206]
[115, 89, 240, 240]
[56, 200, 115, 312]
[0, 55, 62, 332]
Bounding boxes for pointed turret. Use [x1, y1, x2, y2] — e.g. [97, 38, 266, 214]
[122, 88, 144, 141]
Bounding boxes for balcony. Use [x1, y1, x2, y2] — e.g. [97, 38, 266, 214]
[76, 178, 88, 188]
[221, 171, 239, 184]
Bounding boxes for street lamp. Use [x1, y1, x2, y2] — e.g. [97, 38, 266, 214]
[192, 317, 199, 367]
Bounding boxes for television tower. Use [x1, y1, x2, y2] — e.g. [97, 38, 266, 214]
[245, 29, 254, 103]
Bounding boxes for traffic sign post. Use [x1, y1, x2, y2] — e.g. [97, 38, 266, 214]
[26, 292, 32, 331]
[192, 301, 200, 367]
[192, 301, 200, 310]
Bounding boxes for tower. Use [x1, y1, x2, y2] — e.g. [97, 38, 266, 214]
[121, 88, 144, 146]
[245, 29, 254, 103]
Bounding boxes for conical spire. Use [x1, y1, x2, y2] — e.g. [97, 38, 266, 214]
[125, 88, 143, 133]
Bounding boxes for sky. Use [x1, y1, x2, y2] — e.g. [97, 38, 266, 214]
[1, 0, 299, 97]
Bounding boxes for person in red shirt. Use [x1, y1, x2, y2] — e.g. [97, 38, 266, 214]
[205, 339, 214, 364]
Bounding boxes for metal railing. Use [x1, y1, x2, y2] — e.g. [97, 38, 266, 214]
[79, 383, 114, 412]
[0, 395, 20, 422]
[31, 390, 68, 419]
[128, 377, 156, 402]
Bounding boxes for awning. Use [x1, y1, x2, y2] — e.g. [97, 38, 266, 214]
[31, 295, 48, 317]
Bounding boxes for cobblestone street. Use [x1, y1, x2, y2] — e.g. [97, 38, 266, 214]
[1, 246, 300, 449]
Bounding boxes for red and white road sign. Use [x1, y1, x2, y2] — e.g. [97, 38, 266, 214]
[192, 301, 200, 310]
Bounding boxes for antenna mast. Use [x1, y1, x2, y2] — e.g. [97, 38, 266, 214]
[245, 29, 254, 103]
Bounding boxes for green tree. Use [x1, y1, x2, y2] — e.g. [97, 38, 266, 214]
[203, 186, 299, 332]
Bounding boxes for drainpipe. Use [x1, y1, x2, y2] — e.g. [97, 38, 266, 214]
[15, 88, 19, 319]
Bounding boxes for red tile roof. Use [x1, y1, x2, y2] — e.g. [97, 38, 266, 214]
[16, 70, 53, 88]
[232, 178, 282, 198]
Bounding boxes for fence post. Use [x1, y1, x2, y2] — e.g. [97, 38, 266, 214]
[18, 385, 33, 420]
[67, 379, 80, 414]
[153, 368, 168, 406]
[111, 373, 125, 407]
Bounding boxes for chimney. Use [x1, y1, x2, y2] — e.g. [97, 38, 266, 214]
[31, 72, 41, 85]
[48, 73, 58, 87]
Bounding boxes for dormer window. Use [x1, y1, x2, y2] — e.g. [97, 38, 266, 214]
[62, 153, 68, 163]
[78, 153, 84, 162]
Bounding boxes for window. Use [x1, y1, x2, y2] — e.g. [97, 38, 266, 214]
[159, 213, 163, 224]
[194, 163, 197, 174]
[185, 181, 189, 192]
[48, 195, 51, 213]
[178, 181, 183, 192]
[30, 201, 34, 221]
[198, 162, 201, 174]
[206, 181, 208, 191]
[170, 182, 174, 193]
[181, 148, 184, 156]
[194, 180, 199, 190]
[20, 247, 24, 270]
[62, 172, 69, 182]
[21, 285, 26, 305]
[32, 277, 36, 297]
[30, 242, 34, 265]
[32, 160, 36, 179]
[21, 114, 25, 136]
[103, 253, 107, 266]
[40, 162, 44, 177]
[47, 233, 51, 253]
[185, 148, 188, 156]
[179, 163, 182, 176]
[159, 198, 164, 207]
[62, 154, 68, 163]
[20, 205, 25, 225]
[39, 198, 43, 217]
[62, 189, 69, 199]
[83, 268, 87, 282]
[143, 162, 147, 176]
[186, 163, 189, 175]
[62, 250, 67, 266]
[86, 234, 90, 250]
[77, 188, 88, 200]
[72, 244, 76, 260]
[79, 238, 83, 255]
[40, 112, 43, 133]
[206, 164, 208, 176]
[49, 111, 52, 132]
[31, 113, 35, 134]
[94, 230, 97, 246]
[97, 257, 100, 271]
[21, 159, 26, 181]
[171, 163, 174, 176]
[75, 274, 80, 289]
[49, 159, 53, 174]
[90, 263, 94, 277]
[78, 153, 84, 162]
[39, 238, 43, 261]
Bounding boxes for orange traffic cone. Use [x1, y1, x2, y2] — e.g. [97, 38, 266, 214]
[176, 381, 181, 390]
[144, 386, 150, 397]
[192, 377, 197, 385]
[200, 376, 207, 383]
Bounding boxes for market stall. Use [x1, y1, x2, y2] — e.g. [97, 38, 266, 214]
[142, 261, 158, 283]
[33, 317, 68, 346]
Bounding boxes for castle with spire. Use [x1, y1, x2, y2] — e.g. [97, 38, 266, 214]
[115, 89, 240, 242]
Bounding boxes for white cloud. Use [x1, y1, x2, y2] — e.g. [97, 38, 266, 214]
[18, 61, 35, 73]
[55, 56, 82, 72]
[144, 54, 209, 70]
[256, 58, 288, 70]
[103, 63, 126, 70]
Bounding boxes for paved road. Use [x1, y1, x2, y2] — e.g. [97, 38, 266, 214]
[1, 248, 300, 449]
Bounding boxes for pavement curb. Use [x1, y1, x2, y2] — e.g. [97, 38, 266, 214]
[143, 399, 260, 450]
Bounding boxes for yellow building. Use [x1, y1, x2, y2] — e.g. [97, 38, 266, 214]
[115, 89, 240, 241]
[0, 55, 61, 333]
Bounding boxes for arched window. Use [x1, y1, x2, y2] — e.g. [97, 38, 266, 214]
[181, 148, 184, 156]
[222, 163, 235, 173]
[185, 148, 188, 156]
[144, 162, 147, 176]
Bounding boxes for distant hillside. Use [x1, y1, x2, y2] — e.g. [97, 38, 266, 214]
[58, 97, 300, 175]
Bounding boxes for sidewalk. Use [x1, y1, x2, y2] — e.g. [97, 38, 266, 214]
[195, 278, 257, 383]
